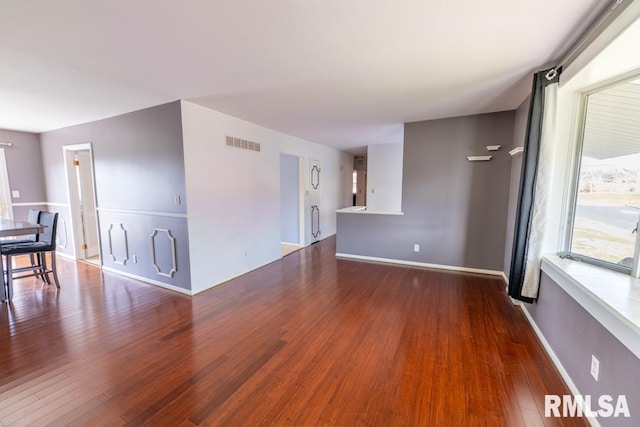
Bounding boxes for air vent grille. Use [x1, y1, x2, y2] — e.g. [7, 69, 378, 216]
[225, 136, 261, 152]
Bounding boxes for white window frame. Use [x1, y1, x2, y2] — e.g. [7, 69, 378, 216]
[564, 74, 640, 278]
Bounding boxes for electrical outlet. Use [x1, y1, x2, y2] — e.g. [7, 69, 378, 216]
[11, 190, 20, 198]
[132, 255, 138, 264]
[174, 195, 181, 205]
[590, 355, 599, 381]
[414, 244, 420, 252]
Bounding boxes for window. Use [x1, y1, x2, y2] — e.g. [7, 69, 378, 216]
[568, 77, 640, 276]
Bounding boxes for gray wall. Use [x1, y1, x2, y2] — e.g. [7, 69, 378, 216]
[280, 153, 300, 244]
[527, 273, 640, 426]
[39, 101, 191, 290]
[337, 111, 515, 272]
[0, 129, 47, 220]
[503, 97, 529, 278]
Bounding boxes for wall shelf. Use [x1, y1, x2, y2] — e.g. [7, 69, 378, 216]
[509, 147, 524, 156]
[467, 155, 492, 162]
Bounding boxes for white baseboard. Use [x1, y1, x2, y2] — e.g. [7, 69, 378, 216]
[55, 251, 76, 261]
[101, 266, 192, 296]
[335, 253, 503, 277]
[520, 304, 600, 427]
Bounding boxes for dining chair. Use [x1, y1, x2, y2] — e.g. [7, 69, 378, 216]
[1, 209, 43, 282]
[2, 212, 59, 300]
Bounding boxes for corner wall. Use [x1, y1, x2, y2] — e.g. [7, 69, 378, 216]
[337, 111, 515, 272]
[366, 142, 403, 212]
[181, 101, 352, 293]
[526, 273, 640, 426]
[503, 97, 529, 279]
[39, 101, 191, 292]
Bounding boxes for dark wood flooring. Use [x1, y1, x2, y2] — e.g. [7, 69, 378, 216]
[0, 237, 586, 426]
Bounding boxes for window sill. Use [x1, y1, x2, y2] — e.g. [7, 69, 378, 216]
[541, 255, 640, 359]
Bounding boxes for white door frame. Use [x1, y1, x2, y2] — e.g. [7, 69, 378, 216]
[63, 143, 100, 260]
[0, 149, 13, 219]
[280, 152, 305, 247]
[297, 156, 305, 246]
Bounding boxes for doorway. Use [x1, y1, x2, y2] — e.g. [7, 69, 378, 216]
[280, 153, 304, 256]
[64, 144, 100, 265]
[0, 149, 13, 220]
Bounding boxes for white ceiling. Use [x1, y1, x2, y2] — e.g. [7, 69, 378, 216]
[0, 0, 609, 153]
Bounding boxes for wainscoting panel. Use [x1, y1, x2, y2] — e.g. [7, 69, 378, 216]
[108, 223, 129, 265]
[150, 228, 177, 278]
[55, 210, 70, 250]
[98, 210, 191, 291]
[38, 204, 74, 258]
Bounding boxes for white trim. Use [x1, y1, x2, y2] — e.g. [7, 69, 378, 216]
[63, 143, 93, 151]
[509, 147, 524, 156]
[44, 202, 70, 207]
[55, 251, 76, 261]
[501, 271, 508, 284]
[335, 207, 404, 215]
[541, 256, 640, 360]
[96, 207, 187, 219]
[0, 149, 13, 220]
[335, 253, 503, 277]
[11, 202, 49, 207]
[101, 266, 192, 296]
[520, 304, 601, 427]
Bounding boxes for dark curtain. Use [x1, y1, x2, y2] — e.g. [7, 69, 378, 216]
[508, 68, 560, 303]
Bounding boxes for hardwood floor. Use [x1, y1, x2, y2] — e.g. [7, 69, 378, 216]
[0, 237, 586, 426]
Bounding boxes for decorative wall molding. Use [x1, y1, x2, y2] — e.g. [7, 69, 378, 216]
[97, 207, 187, 219]
[107, 223, 129, 265]
[310, 165, 320, 189]
[150, 228, 177, 278]
[311, 205, 320, 238]
[56, 213, 69, 249]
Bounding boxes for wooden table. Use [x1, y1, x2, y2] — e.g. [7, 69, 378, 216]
[0, 219, 45, 302]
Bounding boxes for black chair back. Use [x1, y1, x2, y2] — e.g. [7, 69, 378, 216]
[38, 212, 58, 249]
[26, 209, 41, 242]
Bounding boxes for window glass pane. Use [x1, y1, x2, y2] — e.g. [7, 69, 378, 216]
[571, 81, 640, 267]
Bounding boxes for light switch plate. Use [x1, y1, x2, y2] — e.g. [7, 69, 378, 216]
[11, 190, 20, 198]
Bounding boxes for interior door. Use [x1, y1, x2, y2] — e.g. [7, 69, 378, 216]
[309, 158, 321, 243]
[77, 150, 99, 258]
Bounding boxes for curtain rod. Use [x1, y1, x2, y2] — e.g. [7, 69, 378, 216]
[0, 142, 14, 147]
[545, 0, 629, 80]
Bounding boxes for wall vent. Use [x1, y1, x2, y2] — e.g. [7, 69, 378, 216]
[225, 135, 261, 152]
